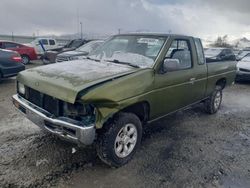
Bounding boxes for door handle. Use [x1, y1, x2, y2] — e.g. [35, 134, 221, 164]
[189, 78, 196, 84]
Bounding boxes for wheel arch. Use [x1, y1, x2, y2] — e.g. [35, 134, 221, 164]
[215, 77, 227, 90]
[121, 101, 150, 124]
[21, 54, 30, 59]
[95, 100, 151, 129]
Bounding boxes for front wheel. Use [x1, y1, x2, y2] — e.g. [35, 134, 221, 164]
[204, 86, 223, 114]
[96, 113, 142, 167]
[21, 55, 30, 65]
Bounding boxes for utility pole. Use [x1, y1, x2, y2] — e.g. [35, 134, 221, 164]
[77, 7, 79, 38]
[80, 22, 83, 39]
[118, 28, 121, 34]
[11, 32, 14, 41]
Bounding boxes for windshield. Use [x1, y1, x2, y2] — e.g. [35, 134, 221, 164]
[204, 48, 222, 57]
[88, 35, 166, 68]
[241, 53, 250, 62]
[237, 51, 250, 58]
[67, 40, 83, 48]
[76, 40, 103, 53]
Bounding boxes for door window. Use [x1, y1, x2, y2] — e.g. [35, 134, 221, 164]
[4, 42, 18, 49]
[164, 39, 192, 71]
[49, 40, 55, 45]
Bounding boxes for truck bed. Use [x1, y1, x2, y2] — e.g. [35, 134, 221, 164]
[206, 60, 236, 96]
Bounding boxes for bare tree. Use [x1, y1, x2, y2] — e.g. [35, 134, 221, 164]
[211, 35, 232, 48]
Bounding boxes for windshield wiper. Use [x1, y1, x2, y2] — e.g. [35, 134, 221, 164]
[104, 59, 140, 68]
[86, 56, 100, 62]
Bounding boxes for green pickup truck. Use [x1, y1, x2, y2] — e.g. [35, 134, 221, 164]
[13, 34, 236, 167]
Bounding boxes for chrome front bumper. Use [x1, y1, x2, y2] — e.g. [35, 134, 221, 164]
[12, 94, 95, 145]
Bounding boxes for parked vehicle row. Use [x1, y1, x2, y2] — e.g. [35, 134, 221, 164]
[26, 38, 59, 55]
[0, 49, 25, 81]
[12, 33, 236, 167]
[42, 39, 89, 64]
[0, 41, 38, 64]
[236, 54, 250, 81]
[204, 47, 250, 81]
[204, 48, 236, 62]
[56, 40, 104, 62]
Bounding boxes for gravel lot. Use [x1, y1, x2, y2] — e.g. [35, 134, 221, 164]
[0, 62, 250, 188]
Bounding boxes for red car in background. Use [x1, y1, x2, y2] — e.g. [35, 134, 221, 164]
[0, 41, 37, 64]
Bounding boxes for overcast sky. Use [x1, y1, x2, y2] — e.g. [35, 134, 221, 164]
[1, 0, 250, 40]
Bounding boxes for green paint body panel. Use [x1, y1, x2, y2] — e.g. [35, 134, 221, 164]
[16, 34, 237, 129]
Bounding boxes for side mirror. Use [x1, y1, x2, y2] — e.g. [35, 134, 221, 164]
[162, 59, 180, 73]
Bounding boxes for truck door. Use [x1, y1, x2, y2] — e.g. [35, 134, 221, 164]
[153, 37, 198, 118]
[40, 39, 49, 50]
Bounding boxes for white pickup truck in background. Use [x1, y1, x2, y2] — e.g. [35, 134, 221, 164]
[26, 38, 59, 55]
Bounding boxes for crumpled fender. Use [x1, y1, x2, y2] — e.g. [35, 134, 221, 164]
[79, 69, 155, 128]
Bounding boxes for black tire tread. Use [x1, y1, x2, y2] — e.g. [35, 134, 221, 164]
[204, 86, 222, 114]
[21, 55, 30, 64]
[96, 112, 142, 167]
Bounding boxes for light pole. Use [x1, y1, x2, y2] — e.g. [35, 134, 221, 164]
[80, 22, 83, 39]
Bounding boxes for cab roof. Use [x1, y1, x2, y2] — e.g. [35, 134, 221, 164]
[114, 32, 194, 39]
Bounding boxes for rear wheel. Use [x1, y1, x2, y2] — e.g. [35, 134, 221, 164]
[96, 113, 142, 167]
[21, 55, 30, 65]
[204, 86, 223, 114]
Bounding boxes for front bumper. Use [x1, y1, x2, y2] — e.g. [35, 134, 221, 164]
[12, 94, 95, 145]
[236, 70, 250, 81]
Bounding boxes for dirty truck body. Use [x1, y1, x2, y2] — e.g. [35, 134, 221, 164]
[13, 34, 236, 167]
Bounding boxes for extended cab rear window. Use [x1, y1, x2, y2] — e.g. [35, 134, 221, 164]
[194, 38, 205, 65]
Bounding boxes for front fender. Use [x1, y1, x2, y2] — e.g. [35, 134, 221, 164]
[94, 94, 152, 129]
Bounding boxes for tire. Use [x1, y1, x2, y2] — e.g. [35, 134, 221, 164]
[42, 58, 50, 65]
[96, 112, 142, 167]
[21, 55, 30, 65]
[204, 86, 223, 114]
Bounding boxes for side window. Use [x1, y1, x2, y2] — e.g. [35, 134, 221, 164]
[194, 38, 205, 65]
[164, 39, 192, 71]
[0, 42, 3, 48]
[41, 39, 48, 45]
[219, 49, 235, 61]
[225, 49, 236, 61]
[4, 42, 18, 49]
[49, 40, 55, 45]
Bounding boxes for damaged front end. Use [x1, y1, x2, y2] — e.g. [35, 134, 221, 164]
[63, 102, 96, 126]
[12, 89, 96, 145]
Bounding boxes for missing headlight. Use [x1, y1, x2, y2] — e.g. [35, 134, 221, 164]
[63, 102, 95, 123]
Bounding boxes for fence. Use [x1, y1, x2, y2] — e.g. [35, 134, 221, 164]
[0, 34, 70, 45]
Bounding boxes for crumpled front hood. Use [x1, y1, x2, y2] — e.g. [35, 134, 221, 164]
[237, 61, 250, 70]
[17, 60, 138, 103]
